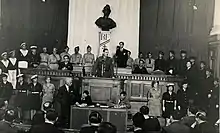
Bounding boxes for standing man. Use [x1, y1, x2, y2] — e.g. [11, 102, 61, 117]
[178, 50, 188, 76]
[93, 49, 114, 78]
[0, 52, 10, 74]
[29, 46, 40, 68]
[71, 46, 82, 65]
[166, 50, 178, 75]
[60, 46, 70, 62]
[82, 45, 95, 66]
[39, 47, 49, 68]
[56, 78, 81, 128]
[0, 74, 13, 106]
[115, 42, 128, 68]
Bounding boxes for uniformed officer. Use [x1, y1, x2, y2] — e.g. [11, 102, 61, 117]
[178, 50, 188, 76]
[177, 81, 190, 117]
[60, 46, 71, 62]
[92, 49, 114, 78]
[17, 42, 29, 68]
[82, 45, 95, 66]
[29, 46, 40, 68]
[48, 47, 60, 70]
[0, 52, 10, 74]
[58, 55, 73, 70]
[126, 51, 134, 68]
[145, 52, 155, 74]
[166, 50, 178, 75]
[70, 46, 82, 65]
[15, 74, 29, 121]
[0, 74, 13, 104]
[155, 51, 166, 72]
[39, 47, 49, 67]
[28, 75, 42, 117]
[115, 41, 129, 68]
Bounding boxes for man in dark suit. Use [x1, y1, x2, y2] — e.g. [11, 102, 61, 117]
[56, 77, 81, 128]
[139, 106, 161, 132]
[133, 60, 148, 74]
[0, 109, 17, 133]
[181, 106, 198, 127]
[132, 112, 145, 133]
[115, 42, 129, 68]
[29, 109, 64, 133]
[178, 50, 188, 76]
[28, 46, 40, 68]
[58, 55, 73, 70]
[0, 74, 13, 105]
[80, 111, 102, 133]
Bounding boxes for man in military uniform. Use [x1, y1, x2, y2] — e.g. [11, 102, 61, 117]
[58, 55, 73, 70]
[178, 50, 188, 76]
[166, 50, 178, 75]
[82, 45, 95, 66]
[0, 52, 10, 74]
[93, 49, 114, 78]
[115, 42, 128, 68]
[29, 46, 40, 68]
[155, 51, 166, 72]
[177, 81, 190, 117]
[60, 46, 70, 62]
[0, 74, 13, 105]
[39, 47, 49, 67]
[71, 46, 82, 65]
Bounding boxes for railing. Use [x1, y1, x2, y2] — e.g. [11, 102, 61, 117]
[20, 68, 182, 82]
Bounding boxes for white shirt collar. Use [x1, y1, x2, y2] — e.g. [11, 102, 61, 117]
[1, 60, 9, 67]
[20, 49, 28, 56]
[144, 115, 150, 119]
[45, 119, 54, 125]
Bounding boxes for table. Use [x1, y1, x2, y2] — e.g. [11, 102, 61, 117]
[70, 106, 128, 133]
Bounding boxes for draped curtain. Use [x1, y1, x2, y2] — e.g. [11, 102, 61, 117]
[67, 0, 140, 58]
[139, 0, 214, 61]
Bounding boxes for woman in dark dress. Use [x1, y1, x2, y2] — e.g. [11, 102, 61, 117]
[162, 83, 177, 126]
[15, 74, 29, 121]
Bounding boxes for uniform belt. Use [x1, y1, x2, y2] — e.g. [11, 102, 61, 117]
[18, 90, 27, 93]
[165, 100, 174, 103]
[31, 92, 40, 94]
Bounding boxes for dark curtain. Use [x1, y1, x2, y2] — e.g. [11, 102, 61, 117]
[0, 0, 69, 53]
[139, 0, 214, 61]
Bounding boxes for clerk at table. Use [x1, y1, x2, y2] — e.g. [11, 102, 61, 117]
[107, 91, 131, 109]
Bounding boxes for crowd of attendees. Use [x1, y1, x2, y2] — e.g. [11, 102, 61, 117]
[0, 42, 219, 133]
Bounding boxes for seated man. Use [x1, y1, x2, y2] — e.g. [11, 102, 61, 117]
[163, 111, 191, 133]
[132, 112, 145, 133]
[133, 60, 148, 74]
[180, 106, 198, 127]
[107, 91, 131, 109]
[76, 90, 93, 107]
[30, 109, 64, 133]
[80, 111, 102, 133]
[97, 122, 117, 133]
[0, 109, 17, 133]
[139, 106, 161, 132]
[58, 55, 73, 70]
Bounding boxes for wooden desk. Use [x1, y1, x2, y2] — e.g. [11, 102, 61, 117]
[21, 69, 182, 116]
[70, 106, 128, 133]
[81, 77, 122, 103]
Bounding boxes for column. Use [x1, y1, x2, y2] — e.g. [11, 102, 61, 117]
[210, 0, 220, 35]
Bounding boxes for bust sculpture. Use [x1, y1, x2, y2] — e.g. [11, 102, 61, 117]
[95, 4, 116, 31]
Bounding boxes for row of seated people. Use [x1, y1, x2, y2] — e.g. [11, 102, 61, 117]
[131, 106, 217, 133]
[0, 71, 218, 128]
